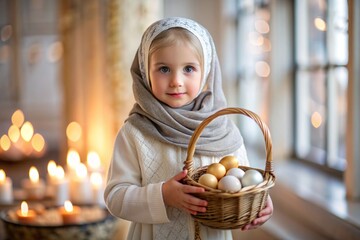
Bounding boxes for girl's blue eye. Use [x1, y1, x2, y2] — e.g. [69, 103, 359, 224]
[159, 66, 170, 73]
[184, 66, 195, 73]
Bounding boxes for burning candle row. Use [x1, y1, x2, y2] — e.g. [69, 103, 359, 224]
[17, 200, 81, 225]
[0, 150, 105, 207]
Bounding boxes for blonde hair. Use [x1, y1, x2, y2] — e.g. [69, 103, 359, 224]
[148, 27, 204, 79]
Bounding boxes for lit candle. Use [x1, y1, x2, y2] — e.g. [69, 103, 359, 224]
[47, 160, 57, 184]
[66, 148, 80, 177]
[52, 166, 69, 206]
[69, 163, 91, 204]
[21, 166, 46, 200]
[46, 160, 57, 198]
[59, 200, 81, 224]
[90, 172, 105, 207]
[16, 201, 37, 224]
[87, 151, 103, 174]
[0, 169, 13, 204]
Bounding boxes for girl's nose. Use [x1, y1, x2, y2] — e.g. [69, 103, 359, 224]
[169, 72, 183, 87]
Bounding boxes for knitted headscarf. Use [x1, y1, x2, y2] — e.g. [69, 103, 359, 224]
[127, 17, 243, 157]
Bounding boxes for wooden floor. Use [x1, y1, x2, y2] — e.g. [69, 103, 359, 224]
[232, 228, 279, 240]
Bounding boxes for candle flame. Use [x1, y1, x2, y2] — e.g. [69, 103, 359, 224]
[29, 166, 39, 183]
[21, 121, 34, 142]
[67, 149, 80, 170]
[55, 166, 65, 180]
[21, 201, 29, 216]
[8, 125, 20, 143]
[0, 135, 11, 151]
[90, 172, 103, 188]
[66, 121, 82, 142]
[76, 163, 87, 179]
[11, 109, 25, 127]
[87, 151, 101, 170]
[64, 200, 74, 212]
[31, 133, 45, 152]
[47, 160, 57, 177]
[0, 169, 5, 183]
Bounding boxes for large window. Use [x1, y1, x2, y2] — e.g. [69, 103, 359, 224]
[295, 0, 348, 171]
[235, 0, 271, 164]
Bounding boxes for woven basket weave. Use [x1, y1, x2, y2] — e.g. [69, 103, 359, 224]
[183, 107, 275, 230]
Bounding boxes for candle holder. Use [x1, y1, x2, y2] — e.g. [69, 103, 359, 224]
[0, 206, 117, 240]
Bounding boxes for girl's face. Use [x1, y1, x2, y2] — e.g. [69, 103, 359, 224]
[149, 42, 202, 108]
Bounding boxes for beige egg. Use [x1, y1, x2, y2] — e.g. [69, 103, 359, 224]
[198, 173, 218, 189]
[219, 156, 239, 170]
[207, 163, 226, 180]
[218, 175, 242, 192]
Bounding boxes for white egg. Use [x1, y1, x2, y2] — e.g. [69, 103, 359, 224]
[241, 169, 264, 187]
[226, 168, 245, 180]
[218, 175, 242, 192]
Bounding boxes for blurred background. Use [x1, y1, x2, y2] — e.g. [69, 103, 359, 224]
[0, 0, 359, 239]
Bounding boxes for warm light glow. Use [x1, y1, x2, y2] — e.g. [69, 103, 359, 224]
[64, 200, 74, 212]
[8, 125, 20, 143]
[55, 166, 65, 180]
[311, 111, 322, 128]
[66, 122, 82, 142]
[248, 31, 264, 46]
[0, 169, 5, 183]
[29, 166, 39, 183]
[90, 172, 103, 188]
[314, 17, 326, 31]
[47, 160, 57, 177]
[21, 121, 34, 142]
[255, 19, 270, 34]
[47, 41, 63, 63]
[87, 151, 101, 170]
[21, 201, 29, 216]
[0, 135, 11, 151]
[75, 163, 88, 179]
[11, 109, 25, 128]
[255, 61, 271, 77]
[262, 37, 272, 52]
[31, 133, 45, 152]
[67, 149, 80, 170]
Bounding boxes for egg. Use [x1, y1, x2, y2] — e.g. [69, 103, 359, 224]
[198, 173, 218, 189]
[226, 167, 245, 180]
[241, 169, 264, 187]
[207, 163, 226, 180]
[218, 175, 242, 192]
[219, 156, 239, 170]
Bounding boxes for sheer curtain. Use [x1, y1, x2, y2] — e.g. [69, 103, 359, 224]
[60, 0, 162, 237]
[60, 0, 162, 170]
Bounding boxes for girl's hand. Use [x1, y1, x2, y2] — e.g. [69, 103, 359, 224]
[242, 195, 273, 231]
[162, 170, 208, 215]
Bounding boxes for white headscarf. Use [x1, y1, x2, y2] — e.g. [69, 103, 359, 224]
[127, 17, 243, 157]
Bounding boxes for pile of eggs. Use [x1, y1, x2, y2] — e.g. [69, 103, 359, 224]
[198, 156, 264, 192]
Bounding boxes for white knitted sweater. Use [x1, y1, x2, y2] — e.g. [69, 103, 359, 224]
[104, 121, 249, 240]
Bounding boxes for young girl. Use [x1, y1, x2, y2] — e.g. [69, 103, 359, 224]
[104, 17, 273, 240]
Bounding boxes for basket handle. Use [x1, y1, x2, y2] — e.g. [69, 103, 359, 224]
[184, 107, 273, 175]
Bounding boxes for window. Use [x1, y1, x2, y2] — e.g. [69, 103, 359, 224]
[294, 0, 348, 171]
[0, 0, 62, 161]
[235, 0, 272, 164]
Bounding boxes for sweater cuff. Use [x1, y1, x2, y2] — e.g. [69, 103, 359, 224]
[147, 182, 170, 223]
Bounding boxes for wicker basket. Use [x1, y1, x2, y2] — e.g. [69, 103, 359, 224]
[183, 107, 275, 230]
